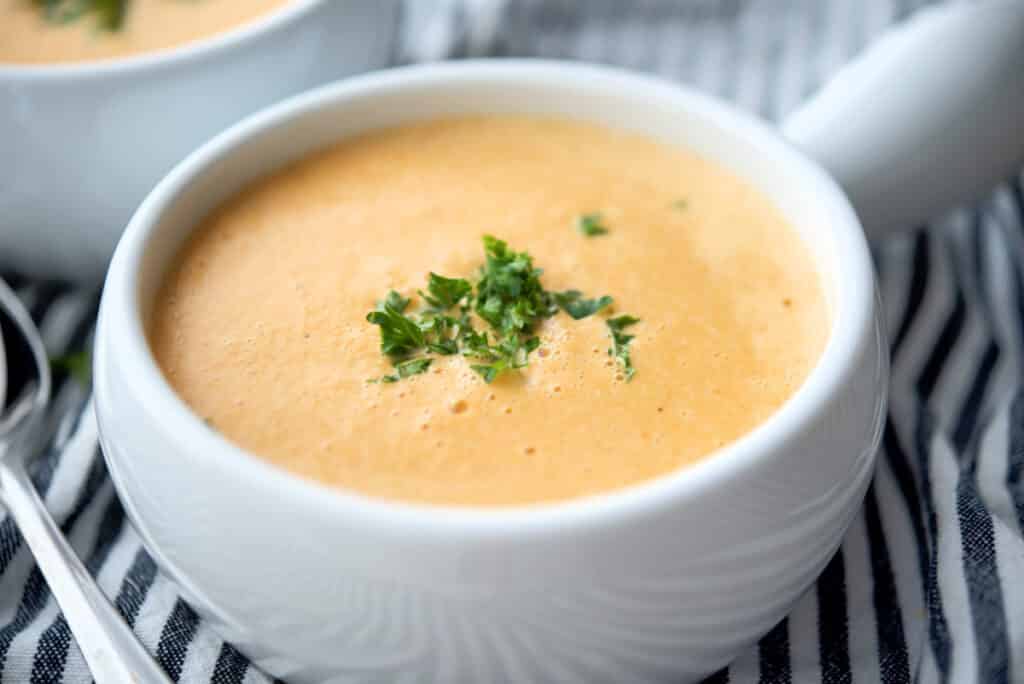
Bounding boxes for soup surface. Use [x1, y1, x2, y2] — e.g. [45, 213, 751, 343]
[151, 117, 829, 506]
[0, 0, 289, 65]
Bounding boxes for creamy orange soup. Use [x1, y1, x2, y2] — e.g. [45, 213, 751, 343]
[150, 117, 829, 507]
[0, 0, 289, 65]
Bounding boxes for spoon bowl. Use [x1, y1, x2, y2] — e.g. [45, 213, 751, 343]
[0, 280, 49, 446]
[0, 312, 7, 411]
[0, 278, 173, 684]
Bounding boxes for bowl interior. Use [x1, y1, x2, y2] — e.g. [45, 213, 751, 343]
[117, 61, 874, 523]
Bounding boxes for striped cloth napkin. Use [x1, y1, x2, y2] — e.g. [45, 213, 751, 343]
[3, 0, 1022, 682]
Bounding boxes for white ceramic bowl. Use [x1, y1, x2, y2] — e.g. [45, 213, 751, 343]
[93, 5, 1024, 681]
[94, 61, 886, 683]
[0, 0, 398, 284]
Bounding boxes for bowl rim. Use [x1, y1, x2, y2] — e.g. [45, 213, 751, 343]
[0, 0, 324, 79]
[98, 59, 878, 537]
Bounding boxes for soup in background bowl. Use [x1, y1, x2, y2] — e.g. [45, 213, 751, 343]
[1, 0, 290, 65]
[94, 62, 885, 683]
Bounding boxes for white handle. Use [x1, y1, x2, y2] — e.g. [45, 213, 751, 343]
[782, 1, 1024, 238]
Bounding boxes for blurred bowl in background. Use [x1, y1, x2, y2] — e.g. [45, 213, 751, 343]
[0, 0, 399, 284]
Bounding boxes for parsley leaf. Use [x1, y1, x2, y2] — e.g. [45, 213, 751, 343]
[428, 339, 460, 355]
[607, 315, 640, 381]
[469, 364, 501, 383]
[384, 290, 411, 313]
[461, 328, 539, 384]
[460, 327, 493, 356]
[553, 290, 613, 320]
[50, 350, 91, 386]
[34, 0, 128, 30]
[421, 315, 461, 355]
[576, 213, 609, 237]
[366, 302, 424, 358]
[93, 0, 127, 29]
[462, 329, 510, 384]
[369, 357, 433, 384]
[419, 272, 472, 311]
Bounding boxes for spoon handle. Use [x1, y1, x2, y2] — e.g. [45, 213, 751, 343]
[0, 461, 175, 684]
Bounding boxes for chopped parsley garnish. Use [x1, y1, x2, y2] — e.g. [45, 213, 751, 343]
[607, 315, 640, 381]
[671, 199, 689, 210]
[475, 236, 555, 332]
[49, 350, 91, 386]
[33, 0, 129, 31]
[366, 236, 638, 384]
[576, 213, 609, 237]
[553, 290, 613, 320]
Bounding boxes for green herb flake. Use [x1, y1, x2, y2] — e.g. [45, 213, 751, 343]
[460, 328, 535, 384]
[49, 350, 91, 387]
[421, 314, 462, 355]
[34, 0, 128, 30]
[419, 273, 472, 311]
[93, 0, 127, 29]
[426, 338, 460, 356]
[395, 357, 432, 377]
[576, 213, 609, 237]
[470, 364, 500, 384]
[607, 315, 640, 381]
[383, 290, 411, 313]
[366, 303, 425, 358]
[553, 290, 613, 320]
[671, 199, 689, 210]
[369, 357, 433, 384]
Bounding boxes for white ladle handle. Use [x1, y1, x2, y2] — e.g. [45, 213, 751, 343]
[782, 1, 1024, 238]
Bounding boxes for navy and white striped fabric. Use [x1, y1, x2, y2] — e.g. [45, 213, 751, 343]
[3, 1, 1022, 681]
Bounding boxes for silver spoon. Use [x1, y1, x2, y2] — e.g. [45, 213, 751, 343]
[0, 279, 174, 684]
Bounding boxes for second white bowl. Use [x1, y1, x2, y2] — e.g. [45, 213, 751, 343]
[0, 0, 398, 283]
